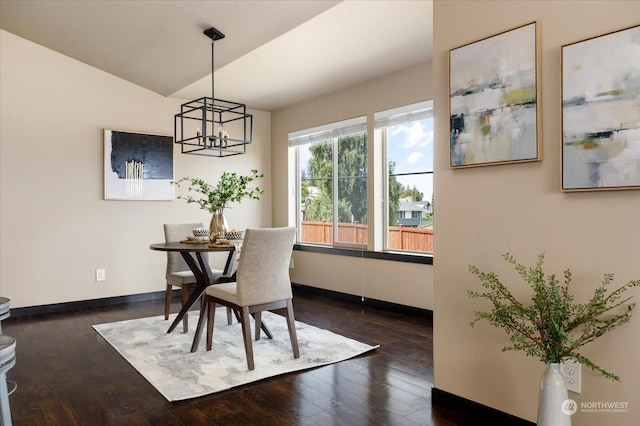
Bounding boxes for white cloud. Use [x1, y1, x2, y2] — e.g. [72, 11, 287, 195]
[421, 130, 434, 148]
[391, 121, 432, 149]
[407, 152, 423, 164]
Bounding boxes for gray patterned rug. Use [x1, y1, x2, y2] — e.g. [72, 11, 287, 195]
[93, 309, 378, 402]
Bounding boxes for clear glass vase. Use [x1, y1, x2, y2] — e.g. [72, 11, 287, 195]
[209, 208, 227, 242]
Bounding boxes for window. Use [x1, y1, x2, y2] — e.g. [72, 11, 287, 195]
[375, 101, 434, 254]
[288, 102, 433, 258]
[289, 117, 367, 248]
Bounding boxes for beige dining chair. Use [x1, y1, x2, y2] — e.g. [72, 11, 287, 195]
[163, 223, 222, 332]
[201, 227, 299, 370]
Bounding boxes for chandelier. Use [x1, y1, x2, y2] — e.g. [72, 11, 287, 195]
[174, 27, 253, 157]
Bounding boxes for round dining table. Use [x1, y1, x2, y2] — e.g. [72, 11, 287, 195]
[150, 242, 237, 351]
[150, 241, 272, 352]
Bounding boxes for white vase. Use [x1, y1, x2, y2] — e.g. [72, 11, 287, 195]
[537, 363, 572, 426]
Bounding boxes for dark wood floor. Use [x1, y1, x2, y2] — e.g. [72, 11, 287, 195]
[2, 287, 477, 425]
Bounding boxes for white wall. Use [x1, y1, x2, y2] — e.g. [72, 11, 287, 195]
[271, 62, 434, 310]
[0, 30, 272, 308]
[433, 2, 640, 424]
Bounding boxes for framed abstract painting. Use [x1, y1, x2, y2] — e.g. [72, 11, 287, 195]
[104, 129, 174, 200]
[561, 25, 640, 192]
[449, 22, 541, 168]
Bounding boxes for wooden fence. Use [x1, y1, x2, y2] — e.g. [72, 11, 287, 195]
[301, 221, 433, 252]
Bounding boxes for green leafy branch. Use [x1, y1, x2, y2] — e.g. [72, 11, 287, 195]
[468, 253, 639, 381]
[173, 169, 264, 213]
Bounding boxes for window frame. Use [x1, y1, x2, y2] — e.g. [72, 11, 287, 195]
[377, 100, 434, 255]
[289, 116, 368, 249]
[287, 101, 434, 262]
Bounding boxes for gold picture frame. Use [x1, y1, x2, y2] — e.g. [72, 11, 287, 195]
[449, 22, 541, 168]
[561, 24, 640, 192]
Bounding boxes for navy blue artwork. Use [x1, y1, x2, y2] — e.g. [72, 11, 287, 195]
[109, 131, 173, 179]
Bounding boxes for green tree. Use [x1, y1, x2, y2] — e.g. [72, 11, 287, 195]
[307, 141, 332, 189]
[401, 185, 423, 202]
[305, 192, 332, 222]
[303, 141, 332, 222]
[388, 161, 402, 226]
[338, 134, 367, 223]
[303, 142, 406, 228]
[301, 171, 310, 201]
[304, 134, 368, 224]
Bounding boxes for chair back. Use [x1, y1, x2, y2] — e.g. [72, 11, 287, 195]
[163, 223, 206, 276]
[236, 227, 296, 306]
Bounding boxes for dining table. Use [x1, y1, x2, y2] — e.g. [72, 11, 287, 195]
[149, 241, 272, 352]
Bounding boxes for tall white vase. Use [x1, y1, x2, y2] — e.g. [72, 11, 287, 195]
[537, 363, 572, 426]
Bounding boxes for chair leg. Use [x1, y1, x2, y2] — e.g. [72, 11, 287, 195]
[226, 307, 232, 325]
[181, 286, 189, 333]
[206, 298, 216, 350]
[285, 299, 300, 359]
[254, 312, 262, 341]
[240, 306, 255, 370]
[164, 284, 172, 320]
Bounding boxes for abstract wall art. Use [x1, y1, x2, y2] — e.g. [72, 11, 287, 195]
[449, 22, 541, 168]
[562, 25, 640, 192]
[104, 129, 174, 200]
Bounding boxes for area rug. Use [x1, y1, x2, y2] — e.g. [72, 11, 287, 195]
[93, 309, 378, 402]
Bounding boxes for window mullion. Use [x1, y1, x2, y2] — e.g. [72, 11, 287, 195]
[382, 128, 389, 250]
[332, 136, 339, 244]
[295, 146, 302, 241]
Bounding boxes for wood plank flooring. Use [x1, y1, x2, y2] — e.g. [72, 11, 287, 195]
[2, 287, 476, 425]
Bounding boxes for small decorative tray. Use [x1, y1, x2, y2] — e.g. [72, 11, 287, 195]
[180, 238, 208, 244]
[208, 242, 234, 248]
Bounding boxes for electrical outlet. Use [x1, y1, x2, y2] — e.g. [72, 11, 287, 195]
[561, 361, 581, 393]
[96, 268, 106, 282]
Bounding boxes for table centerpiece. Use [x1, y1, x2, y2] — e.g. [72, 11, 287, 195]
[173, 169, 264, 242]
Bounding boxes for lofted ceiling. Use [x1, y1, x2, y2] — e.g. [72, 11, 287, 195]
[0, 0, 433, 111]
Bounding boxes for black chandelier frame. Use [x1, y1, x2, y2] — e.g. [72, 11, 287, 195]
[174, 27, 253, 157]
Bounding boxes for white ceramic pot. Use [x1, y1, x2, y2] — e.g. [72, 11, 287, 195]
[537, 363, 572, 426]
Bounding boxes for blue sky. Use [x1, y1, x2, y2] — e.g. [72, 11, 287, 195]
[387, 117, 434, 203]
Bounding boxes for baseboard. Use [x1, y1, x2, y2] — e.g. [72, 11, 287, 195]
[9, 290, 170, 318]
[10, 285, 431, 320]
[431, 388, 535, 426]
[291, 283, 432, 318]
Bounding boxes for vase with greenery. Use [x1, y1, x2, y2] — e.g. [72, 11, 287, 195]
[468, 253, 639, 425]
[173, 169, 264, 241]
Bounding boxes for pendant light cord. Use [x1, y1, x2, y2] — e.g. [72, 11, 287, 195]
[211, 41, 215, 108]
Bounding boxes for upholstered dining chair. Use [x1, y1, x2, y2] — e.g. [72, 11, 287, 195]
[201, 226, 299, 370]
[163, 223, 222, 332]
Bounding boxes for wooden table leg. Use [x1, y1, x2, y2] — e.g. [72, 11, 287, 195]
[190, 297, 208, 352]
[167, 287, 204, 333]
[254, 314, 273, 339]
[167, 252, 208, 333]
